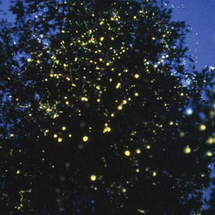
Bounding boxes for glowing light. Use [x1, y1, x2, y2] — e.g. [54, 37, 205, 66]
[207, 151, 213, 157]
[118, 105, 123, 110]
[184, 146, 191, 154]
[116, 83, 121, 89]
[81, 97, 88, 102]
[122, 188, 127, 193]
[62, 126, 66, 131]
[137, 209, 146, 214]
[58, 138, 63, 143]
[122, 100, 127, 104]
[46, 108, 51, 113]
[16, 170, 20, 174]
[179, 132, 185, 137]
[200, 124, 206, 131]
[90, 175, 97, 181]
[146, 145, 151, 149]
[153, 171, 157, 177]
[208, 137, 214, 144]
[53, 114, 59, 119]
[103, 126, 111, 133]
[134, 74, 140, 79]
[10, 134, 14, 137]
[134, 92, 139, 97]
[68, 134, 72, 138]
[124, 150, 130, 156]
[100, 37, 104, 41]
[53, 134, 58, 138]
[136, 168, 140, 173]
[83, 136, 89, 142]
[136, 149, 141, 154]
[186, 108, 193, 115]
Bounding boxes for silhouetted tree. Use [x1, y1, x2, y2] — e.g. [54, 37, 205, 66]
[202, 90, 215, 215]
[1, 0, 215, 214]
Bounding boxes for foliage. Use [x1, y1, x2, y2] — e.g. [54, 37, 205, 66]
[0, 0, 215, 214]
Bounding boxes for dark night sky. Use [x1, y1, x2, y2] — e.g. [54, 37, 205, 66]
[172, 0, 215, 71]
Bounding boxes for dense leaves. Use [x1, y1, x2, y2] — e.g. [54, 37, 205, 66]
[1, 0, 215, 214]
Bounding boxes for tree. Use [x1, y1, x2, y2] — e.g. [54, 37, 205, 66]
[0, 19, 22, 212]
[204, 173, 215, 214]
[1, 0, 215, 214]
[202, 90, 215, 215]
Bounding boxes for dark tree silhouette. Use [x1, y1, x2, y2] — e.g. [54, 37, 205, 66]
[205, 174, 215, 214]
[1, 0, 215, 214]
[202, 92, 215, 215]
